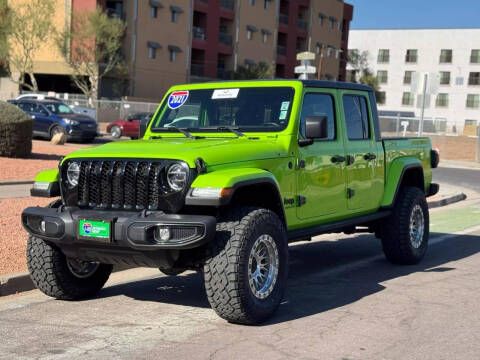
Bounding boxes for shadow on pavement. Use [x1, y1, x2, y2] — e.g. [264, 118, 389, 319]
[95, 231, 480, 323]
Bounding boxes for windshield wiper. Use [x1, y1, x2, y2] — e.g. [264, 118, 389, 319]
[154, 127, 204, 139]
[204, 126, 246, 137]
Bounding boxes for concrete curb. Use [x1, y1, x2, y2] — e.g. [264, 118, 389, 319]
[0, 264, 133, 297]
[0, 180, 34, 186]
[0, 192, 467, 297]
[428, 193, 467, 209]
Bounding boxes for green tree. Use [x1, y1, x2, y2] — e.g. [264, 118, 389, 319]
[233, 62, 273, 80]
[347, 50, 381, 96]
[0, 0, 11, 76]
[57, 7, 127, 102]
[3, 0, 55, 91]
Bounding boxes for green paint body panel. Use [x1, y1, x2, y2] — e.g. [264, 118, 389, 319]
[34, 169, 59, 183]
[52, 80, 434, 233]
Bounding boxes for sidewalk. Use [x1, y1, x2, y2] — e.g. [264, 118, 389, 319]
[439, 159, 480, 170]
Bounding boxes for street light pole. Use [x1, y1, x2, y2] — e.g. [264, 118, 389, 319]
[419, 73, 428, 137]
[317, 44, 326, 80]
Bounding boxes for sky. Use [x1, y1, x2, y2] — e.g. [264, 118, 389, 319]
[347, 0, 480, 30]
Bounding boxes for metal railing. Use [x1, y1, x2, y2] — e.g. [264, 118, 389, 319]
[190, 63, 205, 76]
[220, 0, 234, 10]
[277, 45, 286, 56]
[193, 27, 206, 40]
[279, 13, 288, 25]
[219, 32, 232, 45]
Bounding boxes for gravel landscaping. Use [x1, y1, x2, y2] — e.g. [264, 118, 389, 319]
[0, 197, 51, 274]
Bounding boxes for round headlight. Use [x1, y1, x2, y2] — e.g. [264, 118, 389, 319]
[167, 163, 189, 191]
[66, 162, 80, 187]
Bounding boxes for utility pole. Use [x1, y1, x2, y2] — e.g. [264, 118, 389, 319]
[317, 44, 326, 80]
[419, 73, 428, 137]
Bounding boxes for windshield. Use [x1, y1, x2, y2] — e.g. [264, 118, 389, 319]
[43, 102, 74, 114]
[151, 87, 294, 133]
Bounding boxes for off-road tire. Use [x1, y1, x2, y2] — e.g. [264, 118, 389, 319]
[26, 200, 113, 300]
[203, 207, 289, 325]
[380, 186, 429, 265]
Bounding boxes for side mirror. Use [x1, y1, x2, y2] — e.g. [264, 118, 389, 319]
[299, 116, 328, 146]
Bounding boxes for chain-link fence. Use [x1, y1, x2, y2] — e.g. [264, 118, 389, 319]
[379, 116, 480, 163]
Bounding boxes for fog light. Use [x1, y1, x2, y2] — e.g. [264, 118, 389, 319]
[158, 227, 171, 241]
[40, 220, 46, 233]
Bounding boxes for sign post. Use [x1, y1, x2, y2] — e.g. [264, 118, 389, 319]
[295, 52, 316, 80]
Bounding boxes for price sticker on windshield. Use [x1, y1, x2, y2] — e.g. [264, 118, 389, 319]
[168, 91, 189, 109]
[212, 88, 240, 99]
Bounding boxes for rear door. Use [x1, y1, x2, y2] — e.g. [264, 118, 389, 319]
[340, 92, 382, 212]
[296, 89, 347, 221]
[31, 104, 52, 135]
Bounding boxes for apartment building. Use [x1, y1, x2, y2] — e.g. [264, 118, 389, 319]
[348, 28, 480, 134]
[2, 0, 353, 100]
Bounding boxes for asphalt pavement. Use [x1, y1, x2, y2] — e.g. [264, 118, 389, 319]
[0, 201, 479, 360]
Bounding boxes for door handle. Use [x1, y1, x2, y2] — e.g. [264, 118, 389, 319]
[346, 155, 355, 165]
[364, 153, 377, 161]
[331, 155, 346, 163]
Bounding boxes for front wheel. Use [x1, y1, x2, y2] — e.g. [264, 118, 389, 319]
[203, 207, 289, 324]
[380, 186, 429, 265]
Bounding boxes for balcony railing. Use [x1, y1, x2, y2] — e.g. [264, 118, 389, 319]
[297, 18, 307, 30]
[277, 45, 286, 56]
[193, 27, 206, 40]
[279, 13, 288, 25]
[190, 63, 205, 76]
[220, 0, 234, 10]
[219, 32, 232, 45]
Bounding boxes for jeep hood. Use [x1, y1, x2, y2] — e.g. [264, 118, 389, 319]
[64, 137, 289, 167]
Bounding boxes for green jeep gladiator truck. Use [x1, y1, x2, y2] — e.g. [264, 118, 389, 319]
[22, 80, 439, 324]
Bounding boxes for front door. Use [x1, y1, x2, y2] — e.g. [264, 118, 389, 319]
[341, 92, 381, 212]
[296, 91, 347, 221]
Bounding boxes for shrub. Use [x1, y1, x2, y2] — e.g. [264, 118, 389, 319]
[0, 101, 32, 157]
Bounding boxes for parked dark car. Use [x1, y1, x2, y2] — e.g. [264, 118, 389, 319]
[106, 112, 153, 139]
[8, 100, 98, 142]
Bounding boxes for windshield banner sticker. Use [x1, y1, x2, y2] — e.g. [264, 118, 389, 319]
[168, 91, 189, 109]
[279, 110, 288, 120]
[280, 101, 290, 111]
[212, 88, 240, 99]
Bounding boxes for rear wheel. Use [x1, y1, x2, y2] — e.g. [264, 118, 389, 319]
[26, 200, 113, 300]
[380, 187, 429, 265]
[203, 207, 288, 324]
[110, 125, 121, 138]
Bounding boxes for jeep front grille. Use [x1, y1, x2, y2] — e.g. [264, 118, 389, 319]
[75, 160, 180, 211]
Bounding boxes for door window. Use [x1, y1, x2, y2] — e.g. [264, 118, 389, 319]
[299, 93, 335, 140]
[343, 95, 370, 140]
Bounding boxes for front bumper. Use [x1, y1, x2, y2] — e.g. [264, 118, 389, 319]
[21, 206, 216, 266]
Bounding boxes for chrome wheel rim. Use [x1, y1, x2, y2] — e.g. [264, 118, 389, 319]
[67, 259, 99, 279]
[248, 234, 279, 299]
[111, 127, 121, 138]
[409, 205, 425, 248]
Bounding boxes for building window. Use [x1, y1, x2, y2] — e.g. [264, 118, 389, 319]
[376, 91, 386, 105]
[405, 49, 418, 63]
[377, 70, 388, 84]
[170, 6, 183, 23]
[318, 13, 326, 25]
[377, 49, 389, 63]
[316, 43, 322, 55]
[148, 47, 156, 59]
[247, 30, 252, 40]
[338, 21, 342, 31]
[466, 94, 479, 108]
[465, 119, 478, 126]
[402, 92, 414, 106]
[468, 72, 480, 85]
[151, 6, 157, 18]
[436, 93, 449, 108]
[329, 17, 336, 29]
[440, 71, 451, 85]
[246, 25, 257, 40]
[404, 71, 414, 84]
[327, 46, 334, 57]
[439, 49, 453, 63]
[471, 50, 480, 64]
[264, 0, 269, 9]
[250, 0, 255, 5]
[168, 45, 181, 62]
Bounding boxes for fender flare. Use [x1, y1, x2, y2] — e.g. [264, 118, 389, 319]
[381, 158, 425, 208]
